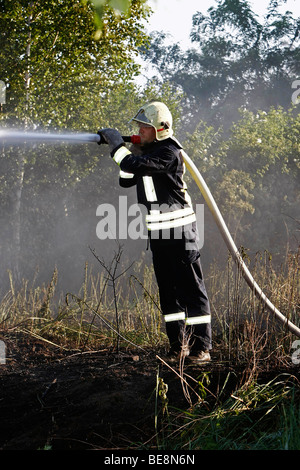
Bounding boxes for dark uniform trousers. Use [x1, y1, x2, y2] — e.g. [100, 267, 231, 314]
[150, 236, 212, 354]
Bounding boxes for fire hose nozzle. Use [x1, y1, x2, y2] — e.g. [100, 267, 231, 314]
[125, 135, 141, 145]
[96, 131, 106, 145]
[97, 133, 141, 145]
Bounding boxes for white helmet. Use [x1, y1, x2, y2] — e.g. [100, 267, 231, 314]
[130, 101, 173, 141]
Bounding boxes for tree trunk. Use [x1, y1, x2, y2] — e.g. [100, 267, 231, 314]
[10, 4, 33, 283]
[10, 150, 25, 283]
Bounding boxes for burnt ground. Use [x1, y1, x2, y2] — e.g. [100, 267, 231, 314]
[0, 331, 298, 451]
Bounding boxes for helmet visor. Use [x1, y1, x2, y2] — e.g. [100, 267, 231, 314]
[130, 108, 151, 125]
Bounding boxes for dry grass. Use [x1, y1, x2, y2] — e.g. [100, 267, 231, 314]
[0, 246, 299, 367]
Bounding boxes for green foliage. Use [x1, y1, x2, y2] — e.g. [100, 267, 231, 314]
[183, 106, 299, 253]
[214, 169, 255, 215]
[226, 107, 300, 178]
[0, 0, 150, 128]
[183, 120, 224, 174]
[221, 107, 299, 249]
[0, 0, 152, 282]
[158, 374, 300, 450]
[85, 0, 150, 38]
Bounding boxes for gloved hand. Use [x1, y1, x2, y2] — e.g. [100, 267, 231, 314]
[97, 128, 124, 152]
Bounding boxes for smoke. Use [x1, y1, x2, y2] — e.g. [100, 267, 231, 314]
[0, 136, 151, 296]
[0, 118, 298, 299]
[0, 129, 101, 144]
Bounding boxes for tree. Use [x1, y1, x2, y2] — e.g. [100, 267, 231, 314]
[0, 0, 150, 284]
[0, 0, 150, 127]
[143, 0, 300, 131]
[86, 0, 148, 38]
[220, 107, 300, 255]
[182, 107, 300, 260]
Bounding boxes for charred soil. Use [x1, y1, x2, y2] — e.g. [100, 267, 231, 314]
[0, 331, 298, 450]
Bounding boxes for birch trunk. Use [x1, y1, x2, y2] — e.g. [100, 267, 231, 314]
[10, 4, 33, 283]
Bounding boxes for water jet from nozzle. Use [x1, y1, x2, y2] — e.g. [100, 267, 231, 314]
[0, 129, 141, 146]
[0, 129, 101, 145]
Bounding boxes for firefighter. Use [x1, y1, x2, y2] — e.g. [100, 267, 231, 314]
[99, 101, 212, 363]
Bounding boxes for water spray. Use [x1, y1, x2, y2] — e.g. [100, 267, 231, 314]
[0, 129, 141, 145]
[1, 129, 299, 338]
[0, 129, 102, 144]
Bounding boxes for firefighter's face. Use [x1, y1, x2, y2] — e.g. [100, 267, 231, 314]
[138, 124, 156, 144]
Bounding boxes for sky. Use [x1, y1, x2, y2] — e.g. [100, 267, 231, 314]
[145, 0, 300, 49]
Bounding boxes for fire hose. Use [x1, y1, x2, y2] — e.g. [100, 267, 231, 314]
[1, 129, 299, 337]
[180, 147, 300, 338]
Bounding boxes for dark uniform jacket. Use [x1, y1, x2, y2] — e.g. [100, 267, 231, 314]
[112, 137, 198, 244]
